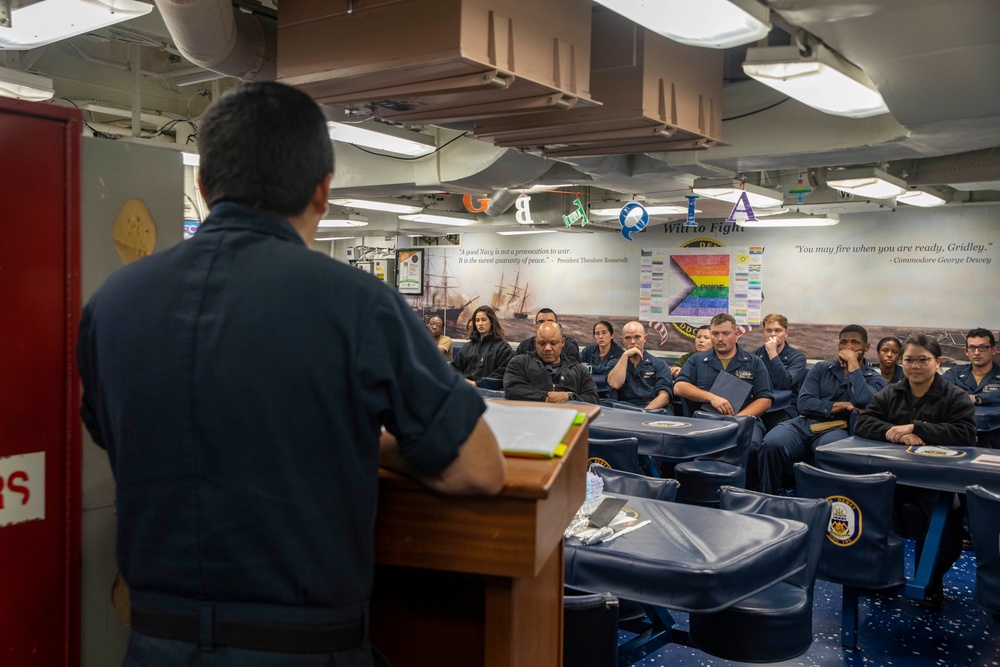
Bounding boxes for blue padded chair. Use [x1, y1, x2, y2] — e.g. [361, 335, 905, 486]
[691, 410, 754, 467]
[588, 437, 641, 474]
[793, 463, 905, 648]
[687, 487, 832, 663]
[563, 590, 620, 667]
[478, 376, 504, 390]
[476, 387, 506, 399]
[599, 398, 669, 415]
[674, 460, 746, 507]
[965, 485, 1000, 615]
[591, 466, 679, 502]
[599, 398, 643, 412]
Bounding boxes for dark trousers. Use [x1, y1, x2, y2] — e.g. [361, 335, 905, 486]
[124, 633, 393, 667]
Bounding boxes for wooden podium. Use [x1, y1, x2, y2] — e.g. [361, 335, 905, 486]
[371, 402, 596, 666]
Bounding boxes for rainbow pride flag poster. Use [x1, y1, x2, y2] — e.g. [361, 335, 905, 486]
[639, 247, 762, 325]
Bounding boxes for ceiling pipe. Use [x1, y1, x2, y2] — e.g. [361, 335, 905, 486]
[154, 0, 276, 81]
[483, 189, 521, 217]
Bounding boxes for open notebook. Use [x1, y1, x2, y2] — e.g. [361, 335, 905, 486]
[482, 402, 584, 458]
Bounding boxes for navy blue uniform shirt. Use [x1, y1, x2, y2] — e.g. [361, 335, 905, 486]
[78, 203, 483, 613]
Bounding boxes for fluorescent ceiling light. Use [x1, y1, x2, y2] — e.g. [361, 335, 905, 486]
[896, 188, 947, 208]
[736, 212, 840, 227]
[692, 179, 784, 208]
[327, 120, 436, 157]
[0, 0, 154, 49]
[314, 236, 352, 241]
[329, 198, 423, 214]
[496, 229, 557, 236]
[0, 66, 54, 101]
[590, 204, 699, 216]
[182, 152, 200, 167]
[594, 0, 770, 49]
[743, 44, 889, 118]
[827, 168, 907, 199]
[319, 215, 368, 228]
[526, 183, 576, 191]
[399, 211, 477, 227]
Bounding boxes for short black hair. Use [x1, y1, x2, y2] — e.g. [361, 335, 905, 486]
[199, 82, 334, 217]
[695, 325, 710, 334]
[967, 328, 996, 347]
[535, 308, 557, 322]
[840, 324, 869, 344]
[877, 336, 902, 351]
[903, 334, 942, 358]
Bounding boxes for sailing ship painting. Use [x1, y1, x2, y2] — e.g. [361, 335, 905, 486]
[407, 252, 478, 333]
[490, 269, 533, 320]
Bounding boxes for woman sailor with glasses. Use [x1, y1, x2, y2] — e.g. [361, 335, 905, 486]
[855, 334, 978, 606]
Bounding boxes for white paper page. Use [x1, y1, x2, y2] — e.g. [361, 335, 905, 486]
[483, 402, 579, 457]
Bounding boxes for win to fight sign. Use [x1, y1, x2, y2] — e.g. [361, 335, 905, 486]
[0, 451, 45, 527]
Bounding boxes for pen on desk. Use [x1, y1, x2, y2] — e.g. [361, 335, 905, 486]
[600, 520, 651, 543]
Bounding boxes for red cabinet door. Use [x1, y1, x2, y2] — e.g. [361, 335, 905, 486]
[0, 98, 82, 667]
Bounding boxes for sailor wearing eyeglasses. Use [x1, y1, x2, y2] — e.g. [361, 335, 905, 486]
[855, 334, 978, 607]
[942, 328, 1000, 407]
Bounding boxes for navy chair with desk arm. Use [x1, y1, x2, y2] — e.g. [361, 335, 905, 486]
[478, 376, 504, 391]
[965, 484, 1000, 617]
[671, 410, 752, 507]
[588, 407, 739, 479]
[793, 463, 905, 648]
[590, 465, 679, 502]
[564, 494, 812, 665]
[599, 398, 668, 415]
[686, 487, 833, 663]
[975, 405, 1000, 449]
[475, 387, 506, 399]
[588, 437, 641, 474]
[814, 437, 1000, 602]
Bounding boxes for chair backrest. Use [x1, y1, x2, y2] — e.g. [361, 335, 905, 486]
[692, 410, 752, 466]
[793, 462, 904, 588]
[478, 376, 504, 390]
[966, 484, 1000, 614]
[476, 387, 506, 399]
[563, 591, 619, 667]
[599, 398, 644, 412]
[588, 437, 640, 473]
[592, 465, 679, 502]
[719, 486, 832, 590]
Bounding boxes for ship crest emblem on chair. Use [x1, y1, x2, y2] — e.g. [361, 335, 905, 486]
[907, 445, 965, 458]
[826, 496, 861, 546]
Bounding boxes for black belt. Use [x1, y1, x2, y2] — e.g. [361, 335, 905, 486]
[131, 606, 365, 653]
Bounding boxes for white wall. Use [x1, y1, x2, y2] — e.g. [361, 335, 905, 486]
[80, 138, 185, 666]
[405, 203, 998, 360]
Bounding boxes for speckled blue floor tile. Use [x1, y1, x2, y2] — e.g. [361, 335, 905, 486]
[617, 541, 1000, 666]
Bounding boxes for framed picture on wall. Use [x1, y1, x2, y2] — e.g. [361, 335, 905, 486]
[396, 248, 424, 295]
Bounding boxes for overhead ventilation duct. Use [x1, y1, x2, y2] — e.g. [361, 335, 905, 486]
[473, 8, 725, 157]
[155, 0, 276, 81]
[483, 189, 521, 216]
[277, 0, 597, 125]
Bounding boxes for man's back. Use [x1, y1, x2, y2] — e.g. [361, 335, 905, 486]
[78, 203, 482, 610]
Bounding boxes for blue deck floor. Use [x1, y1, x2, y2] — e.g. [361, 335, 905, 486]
[621, 542, 1000, 666]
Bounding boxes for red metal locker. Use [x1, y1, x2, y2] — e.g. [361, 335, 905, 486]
[0, 98, 82, 666]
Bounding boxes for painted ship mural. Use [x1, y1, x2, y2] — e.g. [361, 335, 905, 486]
[490, 269, 533, 320]
[408, 253, 477, 333]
